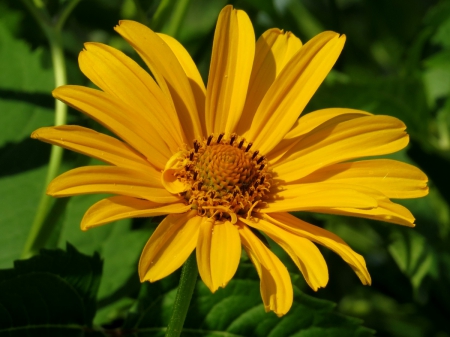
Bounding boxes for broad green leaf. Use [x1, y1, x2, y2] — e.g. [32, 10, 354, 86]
[0, 21, 53, 147]
[423, 51, 450, 102]
[0, 2, 23, 35]
[0, 21, 55, 267]
[59, 195, 116, 256]
[53, 186, 165, 326]
[432, 98, 450, 153]
[0, 244, 103, 336]
[307, 77, 430, 142]
[388, 229, 438, 297]
[424, 1, 450, 48]
[122, 265, 375, 337]
[58, 194, 154, 308]
[0, 166, 47, 268]
[94, 297, 136, 326]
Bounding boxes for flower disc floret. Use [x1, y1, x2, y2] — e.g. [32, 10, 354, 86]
[168, 134, 271, 222]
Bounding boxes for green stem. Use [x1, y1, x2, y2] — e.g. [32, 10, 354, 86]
[132, 0, 148, 25]
[152, 0, 171, 29]
[55, 0, 82, 31]
[163, 0, 190, 38]
[21, 0, 51, 33]
[165, 253, 198, 337]
[21, 0, 78, 258]
[288, 0, 325, 39]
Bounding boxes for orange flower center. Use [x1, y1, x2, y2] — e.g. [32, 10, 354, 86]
[176, 133, 271, 222]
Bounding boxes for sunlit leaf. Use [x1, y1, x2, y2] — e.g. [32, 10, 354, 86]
[58, 194, 153, 302]
[0, 21, 55, 267]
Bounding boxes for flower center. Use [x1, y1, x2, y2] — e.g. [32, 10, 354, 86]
[196, 144, 256, 196]
[163, 133, 271, 222]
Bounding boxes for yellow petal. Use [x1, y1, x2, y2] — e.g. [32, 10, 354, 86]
[53, 85, 169, 169]
[47, 166, 180, 203]
[81, 196, 190, 230]
[240, 217, 328, 291]
[262, 188, 377, 213]
[205, 5, 255, 137]
[157, 33, 207, 136]
[268, 109, 371, 164]
[115, 20, 203, 142]
[264, 213, 371, 285]
[247, 31, 346, 154]
[31, 125, 151, 172]
[273, 115, 409, 182]
[275, 180, 417, 226]
[196, 218, 213, 291]
[285, 108, 372, 139]
[294, 159, 429, 199]
[161, 151, 190, 194]
[79, 42, 184, 151]
[315, 199, 416, 227]
[139, 212, 200, 282]
[197, 219, 241, 292]
[238, 223, 293, 316]
[236, 28, 302, 135]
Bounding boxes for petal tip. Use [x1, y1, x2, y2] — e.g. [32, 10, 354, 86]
[30, 129, 40, 139]
[51, 88, 60, 98]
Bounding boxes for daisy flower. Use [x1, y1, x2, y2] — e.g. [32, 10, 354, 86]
[32, 5, 428, 316]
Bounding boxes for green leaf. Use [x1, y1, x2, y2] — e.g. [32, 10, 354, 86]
[59, 195, 116, 256]
[0, 21, 55, 267]
[0, 244, 103, 335]
[308, 76, 430, 142]
[58, 194, 153, 302]
[0, 166, 46, 268]
[424, 1, 450, 48]
[423, 51, 450, 103]
[122, 265, 374, 337]
[388, 229, 438, 297]
[96, 223, 152, 300]
[0, 2, 24, 36]
[56, 192, 158, 327]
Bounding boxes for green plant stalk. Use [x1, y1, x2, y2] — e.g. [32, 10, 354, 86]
[56, 0, 82, 31]
[21, 0, 78, 258]
[163, 0, 190, 38]
[165, 253, 198, 337]
[152, 0, 171, 29]
[288, 0, 325, 39]
[131, 0, 148, 25]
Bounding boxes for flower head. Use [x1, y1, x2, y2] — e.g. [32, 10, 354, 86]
[32, 5, 428, 316]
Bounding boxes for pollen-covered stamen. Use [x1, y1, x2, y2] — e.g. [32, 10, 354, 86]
[169, 133, 271, 221]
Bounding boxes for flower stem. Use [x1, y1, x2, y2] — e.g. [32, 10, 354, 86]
[132, 0, 148, 25]
[164, 0, 190, 38]
[21, 0, 79, 258]
[165, 253, 198, 337]
[55, 0, 82, 31]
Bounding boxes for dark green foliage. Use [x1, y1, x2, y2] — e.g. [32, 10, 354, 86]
[0, 244, 103, 336]
[123, 265, 374, 337]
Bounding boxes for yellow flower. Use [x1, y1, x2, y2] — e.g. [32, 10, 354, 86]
[32, 5, 428, 316]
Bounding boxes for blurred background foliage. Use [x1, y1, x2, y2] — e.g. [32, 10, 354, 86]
[0, 0, 449, 336]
